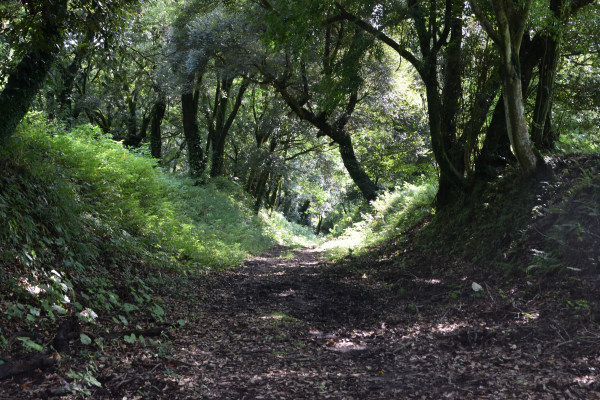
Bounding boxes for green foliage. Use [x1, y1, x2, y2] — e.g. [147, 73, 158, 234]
[16, 336, 43, 353]
[0, 113, 317, 359]
[261, 211, 318, 248]
[2, 115, 309, 271]
[66, 364, 102, 397]
[556, 125, 600, 154]
[322, 181, 437, 258]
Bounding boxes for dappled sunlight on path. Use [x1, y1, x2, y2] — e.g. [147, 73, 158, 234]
[144, 246, 600, 399]
[5, 246, 596, 398]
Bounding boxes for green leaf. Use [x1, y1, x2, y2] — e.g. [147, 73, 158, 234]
[52, 304, 67, 315]
[87, 375, 102, 387]
[124, 333, 136, 344]
[17, 337, 43, 352]
[80, 333, 92, 345]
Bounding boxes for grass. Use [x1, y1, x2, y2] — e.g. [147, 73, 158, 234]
[320, 181, 437, 259]
[0, 114, 317, 343]
[1, 114, 317, 272]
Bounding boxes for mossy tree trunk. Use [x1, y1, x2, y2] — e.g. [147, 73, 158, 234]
[0, 0, 68, 143]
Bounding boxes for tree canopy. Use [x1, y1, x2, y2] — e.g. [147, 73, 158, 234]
[1, 0, 599, 216]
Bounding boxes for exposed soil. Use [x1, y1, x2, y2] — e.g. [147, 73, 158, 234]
[2, 243, 600, 399]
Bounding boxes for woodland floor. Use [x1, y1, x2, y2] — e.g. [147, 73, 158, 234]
[2, 242, 600, 399]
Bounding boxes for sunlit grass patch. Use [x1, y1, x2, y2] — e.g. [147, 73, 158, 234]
[1, 114, 317, 273]
[321, 181, 436, 259]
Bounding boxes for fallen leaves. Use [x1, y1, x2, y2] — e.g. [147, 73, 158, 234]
[2, 247, 600, 398]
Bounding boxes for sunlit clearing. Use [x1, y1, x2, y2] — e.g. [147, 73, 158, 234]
[319, 230, 364, 252]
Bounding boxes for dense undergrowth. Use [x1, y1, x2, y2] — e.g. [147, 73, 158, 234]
[0, 115, 316, 363]
[322, 151, 600, 282]
[320, 181, 437, 259]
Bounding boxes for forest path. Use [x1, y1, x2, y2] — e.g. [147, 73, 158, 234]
[169, 245, 403, 399]
[5, 245, 592, 399]
[128, 245, 599, 399]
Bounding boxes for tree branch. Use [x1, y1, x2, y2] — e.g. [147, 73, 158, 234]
[471, 1, 501, 46]
[333, 2, 423, 73]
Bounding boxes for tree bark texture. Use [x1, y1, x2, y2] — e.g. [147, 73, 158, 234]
[337, 133, 379, 202]
[493, 0, 537, 174]
[501, 70, 537, 174]
[207, 78, 249, 178]
[182, 84, 206, 179]
[0, 0, 68, 143]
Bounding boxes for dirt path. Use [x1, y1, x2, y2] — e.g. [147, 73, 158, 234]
[101, 246, 599, 399]
[2, 246, 599, 399]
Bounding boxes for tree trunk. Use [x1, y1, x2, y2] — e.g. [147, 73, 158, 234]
[123, 96, 141, 147]
[208, 78, 249, 178]
[502, 65, 537, 174]
[182, 84, 206, 179]
[437, 5, 467, 207]
[267, 176, 281, 215]
[315, 215, 323, 235]
[253, 169, 270, 214]
[531, 34, 558, 150]
[475, 0, 538, 174]
[424, 77, 466, 206]
[210, 136, 227, 177]
[337, 133, 379, 202]
[475, 93, 515, 178]
[257, 65, 379, 202]
[475, 33, 542, 179]
[0, 0, 67, 143]
[150, 95, 166, 159]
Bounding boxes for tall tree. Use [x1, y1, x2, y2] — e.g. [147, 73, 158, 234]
[171, 3, 254, 179]
[471, 0, 539, 174]
[530, 0, 594, 149]
[252, 1, 382, 201]
[0, 0, 68, 142]
[0, 0, 139, 143]
[335, 0, 468, 205]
